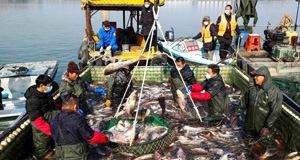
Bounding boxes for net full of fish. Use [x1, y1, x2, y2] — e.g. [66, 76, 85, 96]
[85, 82, 293, 160]
[105, 120, 168, 144]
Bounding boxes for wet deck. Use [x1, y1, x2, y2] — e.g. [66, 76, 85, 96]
[80, 82, 294, 160]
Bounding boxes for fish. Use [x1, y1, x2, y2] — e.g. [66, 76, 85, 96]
[115, 90, 137, 118]
[154, 150, 163, 160]
[176, 147, 187, 160]
[130, 108, 151, 120]
[157, 94, 166, 118]
[103, 56, 144, 75]
[133, 154, 154, 160]
[176, 90, 187, 113]
[190, 148, 210, 155]
[258, 148, 278, 160]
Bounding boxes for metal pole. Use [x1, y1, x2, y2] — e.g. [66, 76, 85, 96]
[295, 3, 299, 31]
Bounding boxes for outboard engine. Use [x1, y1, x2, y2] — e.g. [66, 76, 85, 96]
[165, 27, 174, 41]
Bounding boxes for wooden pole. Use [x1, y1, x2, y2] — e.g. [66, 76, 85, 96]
[130, 11, 133, 27]
[123, 10, 126, 29]
[85, 5, 93, 41]
[137, 10, 140, 32]
[102, 10, 109, 21]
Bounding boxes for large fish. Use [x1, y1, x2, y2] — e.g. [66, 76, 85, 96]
[157, 94, 166, 119]
[115, 90, 137, 118]
[176, 90, 187, 113]
[103, 56, 144, 75]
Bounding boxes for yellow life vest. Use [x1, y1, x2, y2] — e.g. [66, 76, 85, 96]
[218, 14, 237, 37]
[201, 22, 214, 43]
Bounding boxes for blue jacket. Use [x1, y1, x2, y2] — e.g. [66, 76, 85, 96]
[98, 26, 117, 47]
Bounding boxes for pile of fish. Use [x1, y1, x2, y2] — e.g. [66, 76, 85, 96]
[85, 82, 295, 160]
[107, 120, 168, 144]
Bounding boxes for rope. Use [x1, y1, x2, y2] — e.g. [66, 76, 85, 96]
[155, 7, 203, 123]
[130, 9, 157, 146]
[113, 10, 157, 118]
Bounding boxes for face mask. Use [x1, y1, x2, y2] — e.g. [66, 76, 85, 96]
[203, 21, 209, 26]
[225, 10, 230, 15]
[44, 86, 53, 93]
[205, 73, 211, 80]
[145, 4, 150, 8]
[105, 29, 110, 32]
[178, 67, 182, 71]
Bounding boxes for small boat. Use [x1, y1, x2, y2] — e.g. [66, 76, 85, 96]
[0, 60, 59, 132]
[158, 29, 233, 65]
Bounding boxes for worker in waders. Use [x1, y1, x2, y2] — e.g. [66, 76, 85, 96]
[170, 57, 197, 111]
[216, 4, 241, 62]
[59, 61, 105, 115]
[193, 16, 217, 61]
[105, 65, 134, 111]
[186, 64, 229, 119]
[231, 66, 283, 151]
[50, 93, 109, 159]
[25, 75, 61, 159]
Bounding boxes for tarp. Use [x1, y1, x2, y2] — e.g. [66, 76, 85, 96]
[236, 0, 258, 27]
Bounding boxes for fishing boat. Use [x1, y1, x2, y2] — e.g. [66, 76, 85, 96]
[0, 61, 59, 132]
[78, 0, 168, 67]
[1, 64, 300, 159]
[157, 32, 233, 65]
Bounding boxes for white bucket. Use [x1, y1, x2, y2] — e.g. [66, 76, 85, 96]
[122, 44, 129, 52]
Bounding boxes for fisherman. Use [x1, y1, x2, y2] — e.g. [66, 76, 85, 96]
[186, 64, 229, 118]
[170, 57, 197, 106]
[140, 0, 157, 52]
[24, 74, 61, 159]
[216, 4, 241, 62]
[96, 20, 118, 57]
[193, 16, 217, 61]
[50, 93, 109, 159]
[106, 65, 134, 111]
[231, 66, 283, 149]
[59, 61, 105, 114]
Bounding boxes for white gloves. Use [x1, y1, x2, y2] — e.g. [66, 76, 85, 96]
[139, 25, 142, 30]
[100, 46, 104, 53]
[106, 45, 112, 52]
[153, 26, 156, 31]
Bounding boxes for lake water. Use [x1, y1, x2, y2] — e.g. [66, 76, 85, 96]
[0, 0, 299, 83]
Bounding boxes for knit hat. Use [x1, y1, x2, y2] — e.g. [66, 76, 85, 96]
[67, 61, 80, 74]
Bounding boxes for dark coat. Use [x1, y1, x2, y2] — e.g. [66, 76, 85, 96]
[140, 3, 154, 36]
[201, 74, 229, 117]
[234, 66, 283, 132]
[50, 110, 95, 146]
[106, 70, 133, 100]
[170, 65, 197, 86]
[24, 85, 59, 157]
[25, 85, 57, 121]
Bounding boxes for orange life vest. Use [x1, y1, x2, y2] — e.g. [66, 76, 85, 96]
[201, 22, 214, 43]
[218, 14, 237, 37]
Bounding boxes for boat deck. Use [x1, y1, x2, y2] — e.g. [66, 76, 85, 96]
[237, 47, 300, 76]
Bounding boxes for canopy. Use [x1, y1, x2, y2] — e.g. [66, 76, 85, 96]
[82, 0, 164, 10]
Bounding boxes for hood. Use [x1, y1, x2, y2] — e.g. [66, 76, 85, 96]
[24, 85, 47, 99]
[61, 71, 72, 83]
[250, 66, 273, 90]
